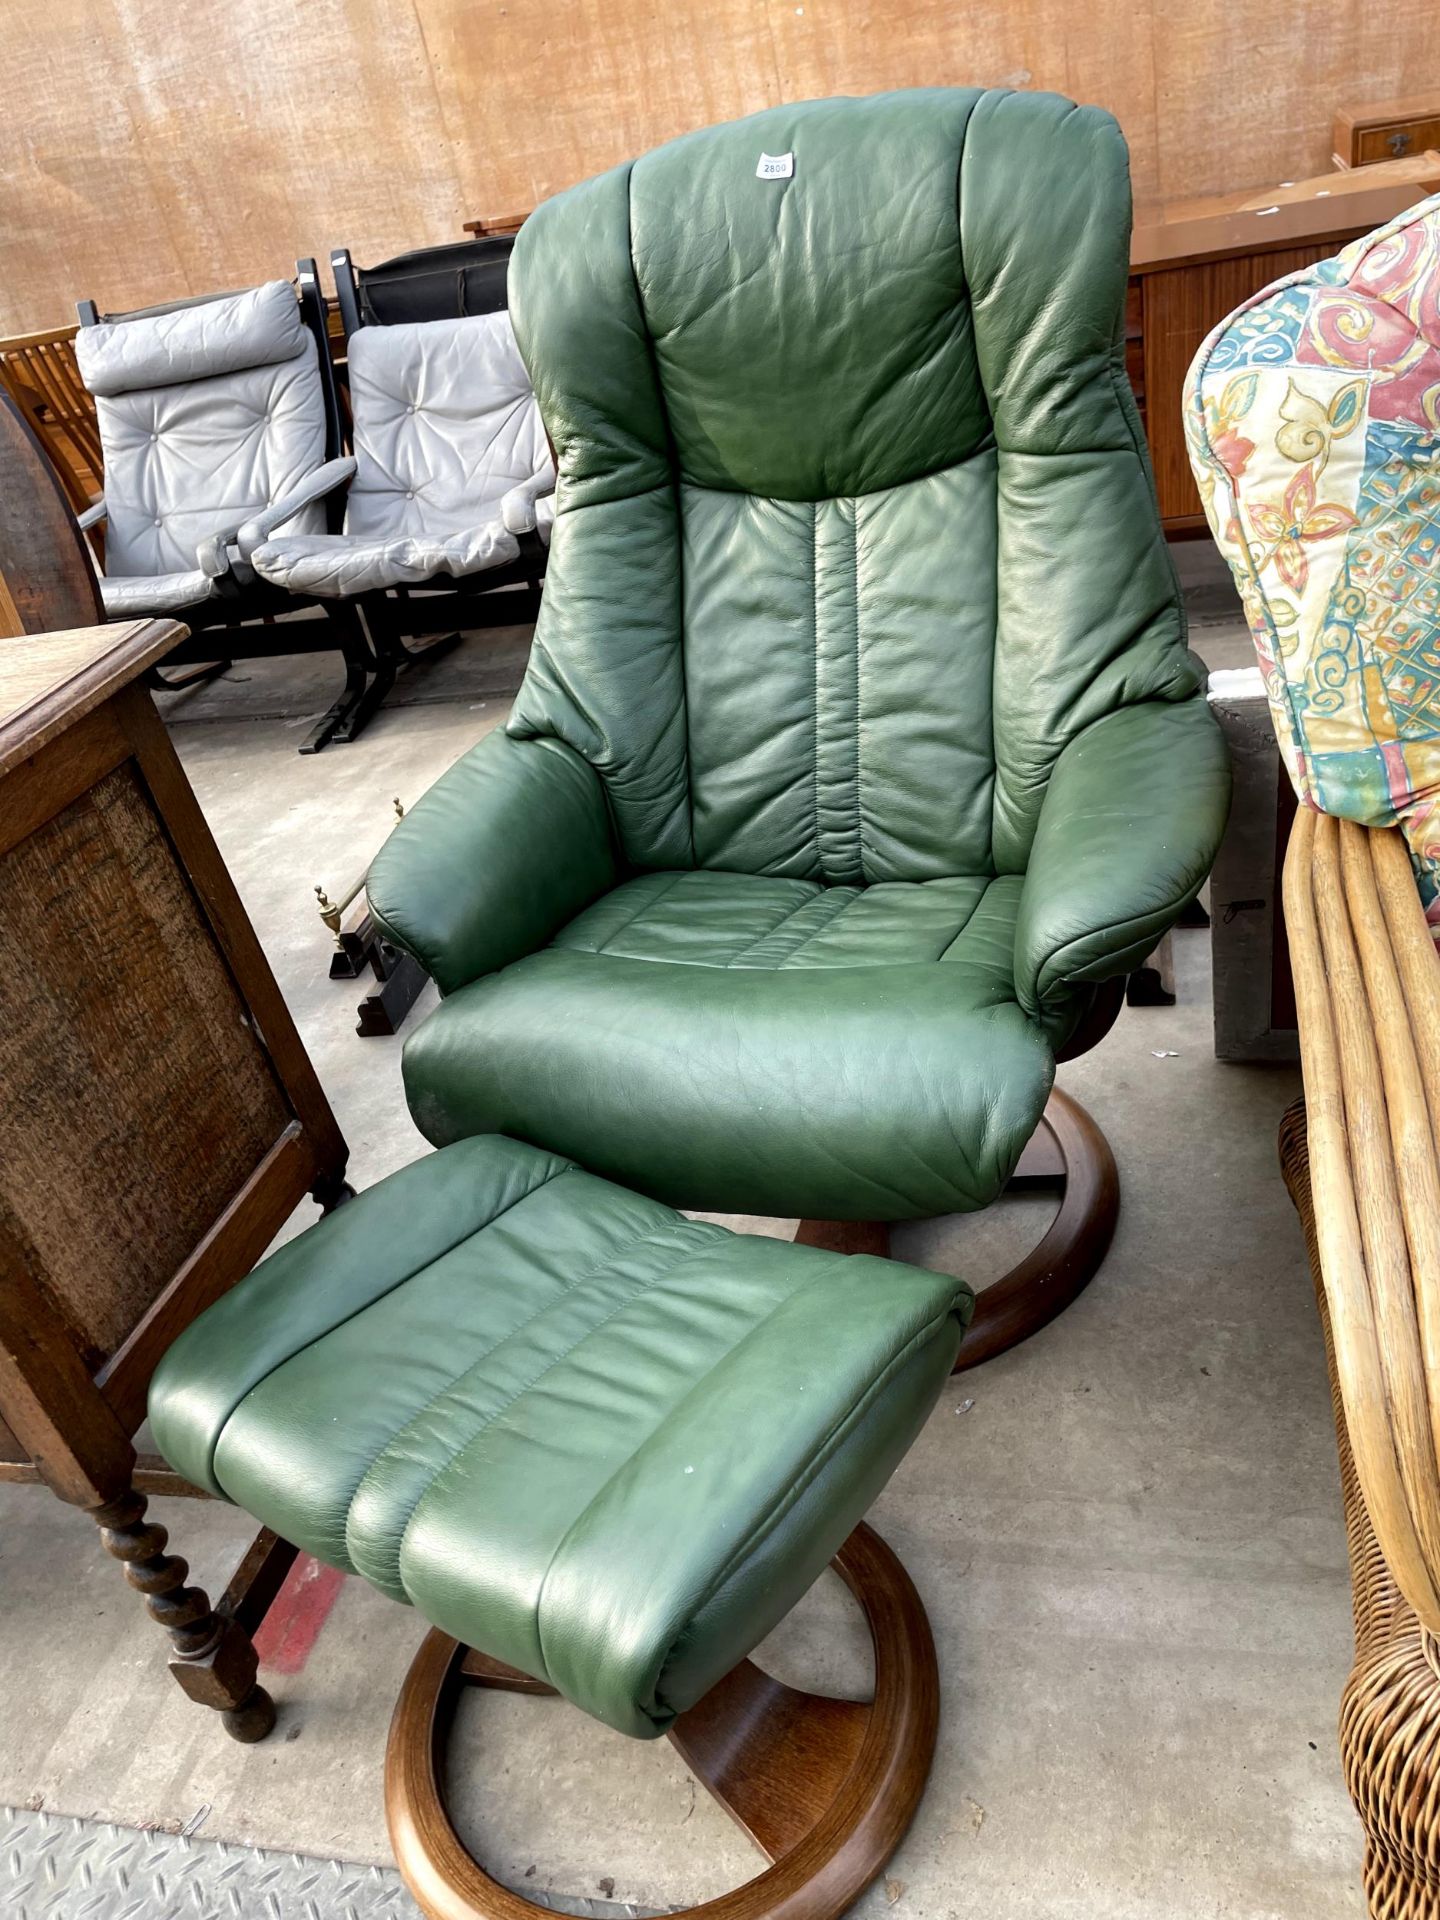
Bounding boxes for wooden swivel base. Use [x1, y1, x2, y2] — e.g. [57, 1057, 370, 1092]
[795, 1087, 1120, 1372]
[385, 1523, 938, 1920]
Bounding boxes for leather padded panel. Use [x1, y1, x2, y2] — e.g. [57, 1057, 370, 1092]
[99, 569, 218, 614]
[148, 1135, 972, 1738]
[76, 281, 306, 397]
[681, 460, 997, 880]
[251, 521, 519, 597]
[368, 727, 618, 998]
[628, 91, 989, 500]
[343, 312, 550, 540]
[551, 870, 994, 968]
[508, 89, 1205, 883]
[402, 874, 1056, 1219]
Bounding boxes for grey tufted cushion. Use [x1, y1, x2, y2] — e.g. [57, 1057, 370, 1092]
[343, 310, 549, 540]
[99, 570, 219, 615]
[251, 523, 520, 598]
[76, 282, 307, 397]
[79, 281, 329, 583]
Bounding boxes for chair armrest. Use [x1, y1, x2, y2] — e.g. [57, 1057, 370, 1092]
[1014, 698, 1231, 1020]
[76, 497, 107, 532]
[234, 456, 357, 563]
[196, 527, 242, 579]
[367, 727, 617, 996]
[500, 458, 557, 535]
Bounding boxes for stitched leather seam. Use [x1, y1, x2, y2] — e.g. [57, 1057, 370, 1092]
[588, 870, 687, 954]
[203, 1161, 578, 1502]
[957, 101, 1014, 882]
[650, 1306, 960, 1725]
[373, 1213, 707, 1490]
[622, 159, 697, 869]
[688, 1314, 953, 1603]
[767, 885, 856, 968]
[524, 1249, 801, 1690]
[724, 885, 835, 968]
[528, 1281, 959, 1717]
[852, 494, 865, 880]
[1106, 348, 1189, 637]
[387, 1219, 725, 1595]
[934, 876, 1000, 961]
[812, 500, 864, 885]
[811, 498, 823, 877]
[675, 448, 991, 509]
[1034, 891, 1199, 1012]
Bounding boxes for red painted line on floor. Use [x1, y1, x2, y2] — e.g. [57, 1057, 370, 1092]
[252, 1554, 347, 1675]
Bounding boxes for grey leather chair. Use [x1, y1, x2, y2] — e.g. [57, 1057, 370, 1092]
[249, 307, 553, 601]
[248, 247, 553, 690]
[74, 264, 380, 752]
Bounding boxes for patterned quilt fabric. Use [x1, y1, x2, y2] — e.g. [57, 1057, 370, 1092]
[1184, 193, 1440, 930]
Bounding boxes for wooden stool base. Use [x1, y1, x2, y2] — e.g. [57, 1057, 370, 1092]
[795, 1087, 1120, 1373]
[385, 1523, 939, 1920]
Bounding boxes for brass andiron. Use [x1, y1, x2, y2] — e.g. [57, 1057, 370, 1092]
[312, 798, 425, 1037]
[315, 797, 405, 948]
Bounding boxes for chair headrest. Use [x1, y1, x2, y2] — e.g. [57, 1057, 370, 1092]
[508, 87, 1132, 501]
[77, 281, 309, 398]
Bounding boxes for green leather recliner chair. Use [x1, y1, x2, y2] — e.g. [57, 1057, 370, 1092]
[369, 87, 1231, 1351]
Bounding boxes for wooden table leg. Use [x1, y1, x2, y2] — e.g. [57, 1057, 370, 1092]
[91, 1484, 278, 1742]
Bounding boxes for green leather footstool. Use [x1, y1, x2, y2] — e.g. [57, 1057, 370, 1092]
[149, 1135, 973, 1920]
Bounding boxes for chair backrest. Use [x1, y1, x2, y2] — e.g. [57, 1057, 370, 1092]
[75, 273, 336, 579]
[506, 89, 1193, 884]
[332, 238, 515, 334]
[1185, 193, 1440, 920]
[341, 310, 549, 541]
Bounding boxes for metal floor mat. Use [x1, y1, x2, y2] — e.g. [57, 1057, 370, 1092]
[1, 1806, 660, 1920]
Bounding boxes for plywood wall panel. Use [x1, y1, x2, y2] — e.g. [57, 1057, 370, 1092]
[3, 0, 466, 329]
[105, 0, 465, 289]
[0, 0, 1436, 334]
[1055, 0, 1159, 212]
[413, 0, 781, 216]
[768, 0, 1066, 98]
[1151, 0, 1436, 201]
[5, 0, 193, 326]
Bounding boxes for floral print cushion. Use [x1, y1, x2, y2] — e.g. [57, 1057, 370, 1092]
[1184, 194, 1440, 929]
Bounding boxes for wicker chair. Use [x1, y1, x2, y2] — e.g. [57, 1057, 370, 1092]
[1187, 191, 1440, 1913]
[1282, 811, 1440, 1920]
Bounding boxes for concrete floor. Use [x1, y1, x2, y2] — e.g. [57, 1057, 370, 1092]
[0, 551, 1366, 1917]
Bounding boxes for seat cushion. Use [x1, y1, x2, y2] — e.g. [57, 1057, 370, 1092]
[554, 868, 996, 968]
[148, 1135, 971, 1739]
[402, 872, 1056, 1219]
[251, 521, 520, 597]
[99, 568, 219, 615]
